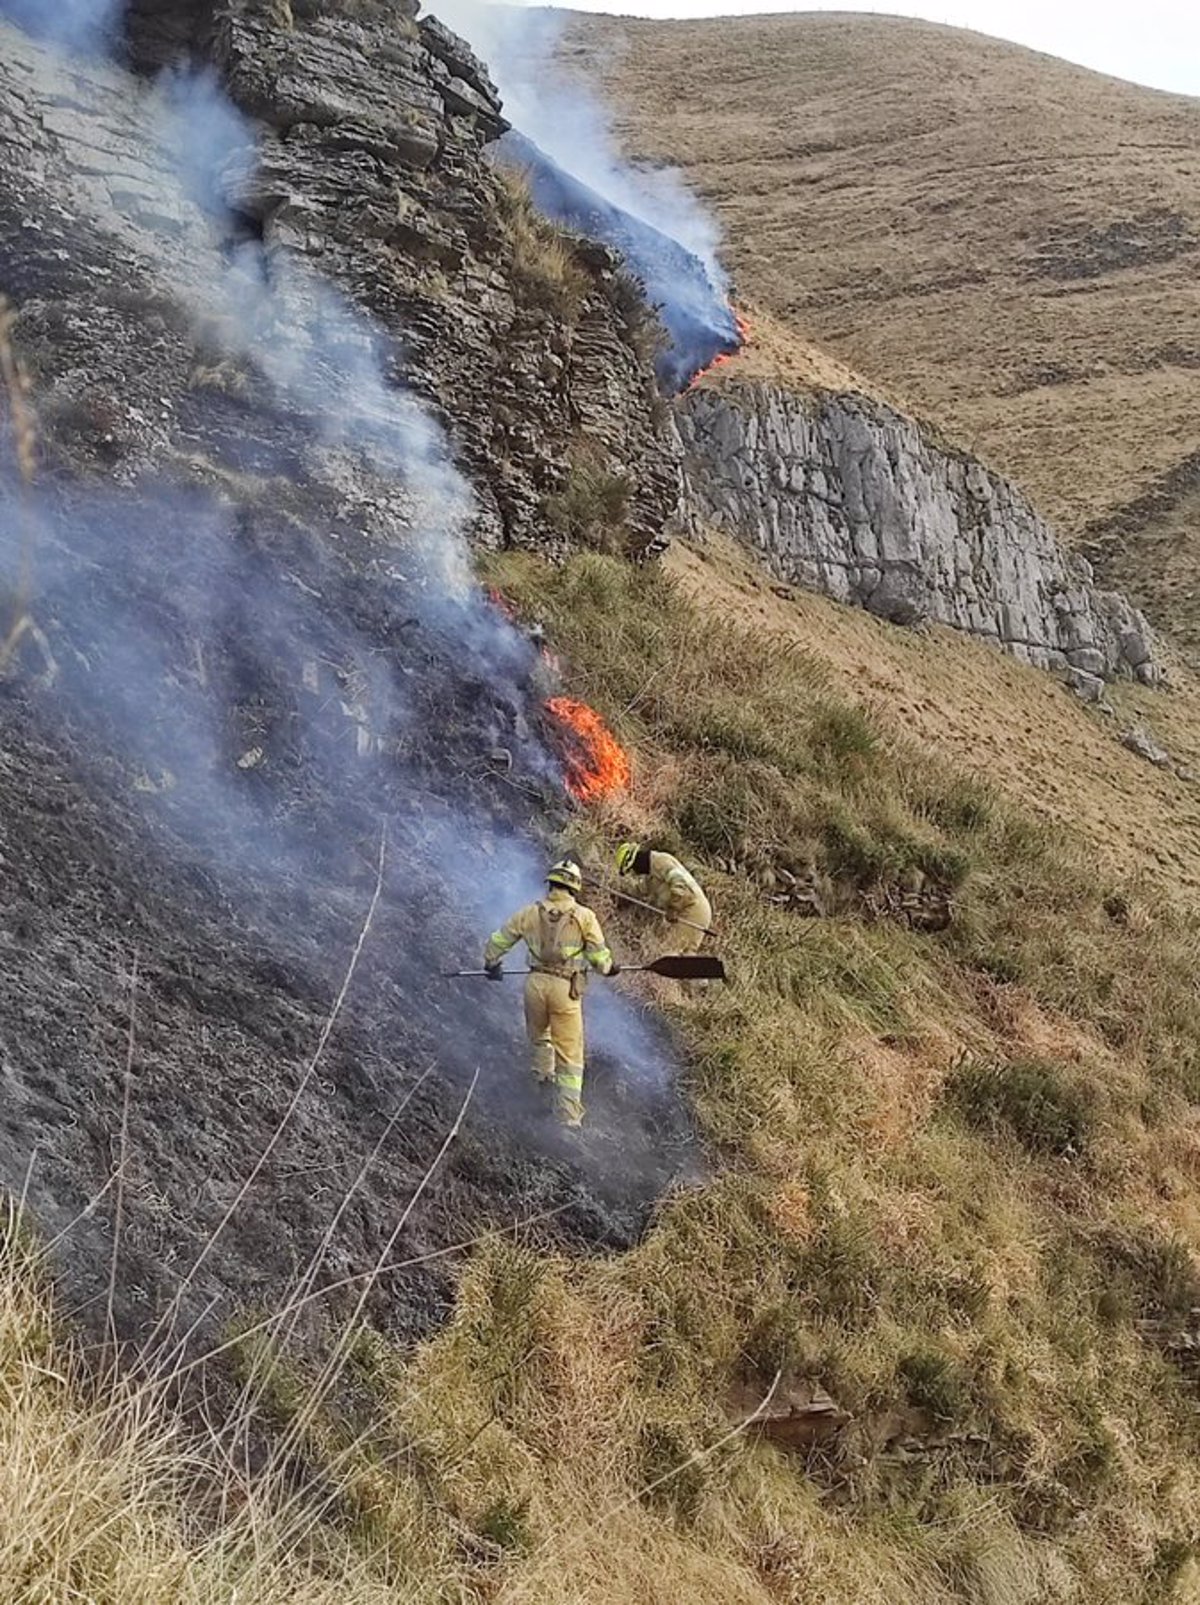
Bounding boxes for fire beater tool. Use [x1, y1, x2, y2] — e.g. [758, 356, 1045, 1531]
[442, 955, 727, 982]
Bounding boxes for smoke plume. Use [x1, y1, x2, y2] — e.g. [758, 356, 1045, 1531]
[434, 0, 739, 389]
[0, 0, 121, 51]
[0, 6, 691, 1190]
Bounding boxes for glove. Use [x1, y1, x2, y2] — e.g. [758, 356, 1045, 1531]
[484, 962, 503, 982]
[607, 962, 622, 977]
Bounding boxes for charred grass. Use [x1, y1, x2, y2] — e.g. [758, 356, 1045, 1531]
[9, 549, 1200, 1601]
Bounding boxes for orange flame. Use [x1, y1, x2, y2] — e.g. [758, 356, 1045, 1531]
[546, 696, 631, 803]
[487, 585, 518, 621]
[688, 310, 751, 390]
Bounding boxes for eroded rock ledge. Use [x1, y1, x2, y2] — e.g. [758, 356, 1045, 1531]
[677, 381, 1158, 684]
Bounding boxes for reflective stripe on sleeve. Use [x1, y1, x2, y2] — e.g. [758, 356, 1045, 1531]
[485, 927, 520, 963]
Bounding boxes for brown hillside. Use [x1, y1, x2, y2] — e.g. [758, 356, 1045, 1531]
[563, 11, 1200, 634]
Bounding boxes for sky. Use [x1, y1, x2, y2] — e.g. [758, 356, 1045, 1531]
[541, 0, 1200, 96]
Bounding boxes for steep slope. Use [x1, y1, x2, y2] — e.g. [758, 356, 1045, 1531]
[14, 533, 1200, 1602]
[0, 4, 693, 1348]
[565, 11, 1200, 630]
[8, 4, 1200, 1604]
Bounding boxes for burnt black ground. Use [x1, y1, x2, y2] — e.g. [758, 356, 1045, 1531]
[0, 469, 700, 1360]
[0, 5, 700, 1367]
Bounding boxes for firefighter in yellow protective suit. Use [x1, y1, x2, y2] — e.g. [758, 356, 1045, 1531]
[483, 858, 617, 1128]
[615, 842, 712, 954]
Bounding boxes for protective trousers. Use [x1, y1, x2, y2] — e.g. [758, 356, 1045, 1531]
[668, 890, 713, 956]
[523, 971, 586, 1127]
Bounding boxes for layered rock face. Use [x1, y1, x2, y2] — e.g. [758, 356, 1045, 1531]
[212, 0, 684, 555]
[678, 382, 1158, 683]
[3, 0, 684, 554]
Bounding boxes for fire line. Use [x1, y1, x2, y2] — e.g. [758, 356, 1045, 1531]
[688, 310, 751, 390]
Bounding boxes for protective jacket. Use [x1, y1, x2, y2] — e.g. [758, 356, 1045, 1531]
[641, 850, 712, 955]
[485, 889, 612, 980]
[484, 890, 613, 1127]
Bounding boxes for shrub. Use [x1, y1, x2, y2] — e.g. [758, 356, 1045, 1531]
[477, 1495, 531, 1554]
[497, 170, 589, 319]
[898, 1348, 969, 1424]
[917, 778, 995, 835]
[544, 456, 632, 551]
[607, 269, 668, 366]
[807, 700, 880, 775]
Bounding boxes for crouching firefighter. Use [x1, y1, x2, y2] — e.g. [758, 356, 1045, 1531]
[483, 858, 618, 1129]
[615, 842, 712, 954]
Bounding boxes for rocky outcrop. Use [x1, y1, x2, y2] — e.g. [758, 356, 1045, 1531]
[213, 0, 685, 556]
[677, 381, 1159, 681]
[2, 1, 684, 556]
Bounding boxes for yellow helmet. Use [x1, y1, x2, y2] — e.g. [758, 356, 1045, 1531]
[547, 858, 583, 895]
[615, 841, 640, 877]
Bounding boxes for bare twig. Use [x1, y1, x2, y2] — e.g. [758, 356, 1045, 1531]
[226, 1060, 436, 1442]
[106, 950, 139, 1357]
[164, 1198, 575, 1392]
[0, 294, 40, 675]
[268, 1068, 480, 1469]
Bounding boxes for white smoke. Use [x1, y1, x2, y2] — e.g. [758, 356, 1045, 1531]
[0, 0, 121, 51]
[0, 5, 689, 1148]
[431, 0, 729, 294]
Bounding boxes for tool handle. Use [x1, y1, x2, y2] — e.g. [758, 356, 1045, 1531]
[601, 882, 717, 936]
[441, 968, 531, 977]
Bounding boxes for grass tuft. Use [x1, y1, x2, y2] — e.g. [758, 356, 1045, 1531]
[944, 1056, 1094, 1158]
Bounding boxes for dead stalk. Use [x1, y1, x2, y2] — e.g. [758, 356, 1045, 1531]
[267, 1068, 480, 1471]
[226, 1060, 436, 1445]
[0, 294, 40, 674]
[105, 950, 140, 1357]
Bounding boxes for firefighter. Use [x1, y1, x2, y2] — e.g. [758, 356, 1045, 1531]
[614, 842, 712, 955]
[483, 857, 617, 1129]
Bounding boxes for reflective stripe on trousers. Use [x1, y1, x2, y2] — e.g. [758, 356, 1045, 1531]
[524, 972, 586, 1126]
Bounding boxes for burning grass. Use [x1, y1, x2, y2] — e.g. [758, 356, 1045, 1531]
[12, 544, 1200, 1602]
[687, 309, 752, 389]
[545, 694, 631, 803]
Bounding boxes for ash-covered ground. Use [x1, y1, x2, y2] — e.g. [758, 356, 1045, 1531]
[0, 426, 699, 1358]
[0, 7, 699, 1361]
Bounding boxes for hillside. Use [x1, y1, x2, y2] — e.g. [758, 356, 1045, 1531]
[12, 531, 1200, 1602]
[8, 3, 1200, 1604]
[564, 11, 1200, 642]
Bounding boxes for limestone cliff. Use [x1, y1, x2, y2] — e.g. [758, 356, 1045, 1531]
[677, 380, 1158, 685]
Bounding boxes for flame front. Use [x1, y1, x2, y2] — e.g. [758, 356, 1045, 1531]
[546, 696, 631, 803]
[688, 310, 751, 390]
[487, 585, 517, 621]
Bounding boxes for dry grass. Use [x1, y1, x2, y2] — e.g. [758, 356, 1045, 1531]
[0, 1207, 417, 1604]
[497, 168, 590, 320]
[669, 533, 1200, 892]
[695, 303, 886, 403]
[563, 11, 1200, 630]
[11, 541, 1200, 1601]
